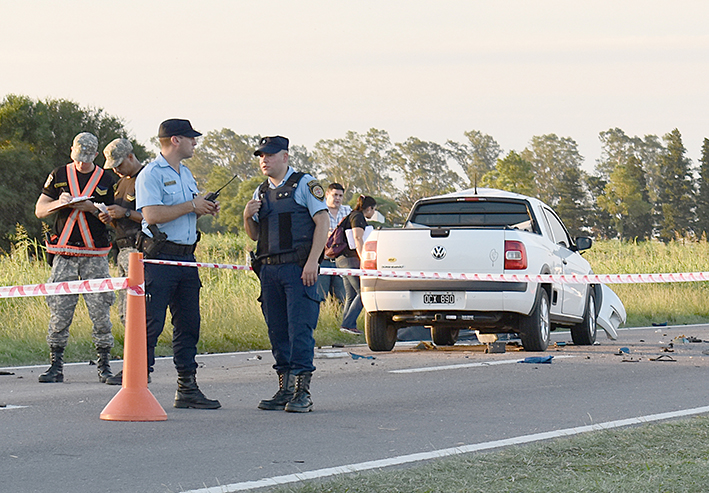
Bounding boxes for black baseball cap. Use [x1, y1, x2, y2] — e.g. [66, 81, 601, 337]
[158, 119, 202, 138]
[254, 136, 289, 156]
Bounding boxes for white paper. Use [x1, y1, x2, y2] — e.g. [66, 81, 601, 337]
[93, 202, 108, 214]
[345, 228, 356, 249]
[363, 225, 373, 243]
[345, 225, 373, 249]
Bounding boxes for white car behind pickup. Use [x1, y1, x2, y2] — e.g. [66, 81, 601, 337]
[360, 188, 626, 352]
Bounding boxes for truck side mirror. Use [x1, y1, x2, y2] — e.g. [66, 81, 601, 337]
[575, 237, 592, 251]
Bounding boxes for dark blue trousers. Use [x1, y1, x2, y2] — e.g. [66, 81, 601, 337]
[145, 252, 201, 373]
[259, 263, 320, 375]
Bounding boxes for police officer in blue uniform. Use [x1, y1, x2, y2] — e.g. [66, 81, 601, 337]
[243, 136, 329, 413]
[135, 119, 221, 409]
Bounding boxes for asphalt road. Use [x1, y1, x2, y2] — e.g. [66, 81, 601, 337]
[3, 324, 709, 493]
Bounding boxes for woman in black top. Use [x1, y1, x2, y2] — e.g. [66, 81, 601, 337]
[336, 195, 377, 334]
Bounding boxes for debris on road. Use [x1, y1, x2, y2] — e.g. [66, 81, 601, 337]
[672, 335, 702, 344]
[519, 356, 553, 364]
[650, 354, 676, 362]
[349, 352, 375, 360]
[485, 342, 506, 354]
[315, 349, 349, 359]
[413, 341, 436, 351]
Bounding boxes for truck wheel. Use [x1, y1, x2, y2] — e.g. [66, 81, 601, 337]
[571, 289, 597, 345]
[519, 288, 550, 351]
[431, 327, 460, 346]
[365, 312, 397, 352]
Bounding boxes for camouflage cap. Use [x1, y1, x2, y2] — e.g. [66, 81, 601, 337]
[103, 138, 133, 169]
[70, 132, 99, 163]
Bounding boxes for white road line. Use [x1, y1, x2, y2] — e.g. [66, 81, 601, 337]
[184, 405, 709, 493]
[389, 355, 575, 373]
[0, 350, 273, 372]
[0, 405, 28, 410]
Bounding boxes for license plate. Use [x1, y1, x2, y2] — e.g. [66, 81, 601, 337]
[423, 292, 455, 304]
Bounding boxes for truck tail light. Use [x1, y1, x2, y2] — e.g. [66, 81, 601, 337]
[504, 240, 527, 270]
[362, 241, 377, 270]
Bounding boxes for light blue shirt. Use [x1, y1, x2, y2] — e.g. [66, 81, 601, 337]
[252, 167, 327, 221]
[135, 153, 199, 245]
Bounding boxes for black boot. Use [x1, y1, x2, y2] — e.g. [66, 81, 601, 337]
[96, 347, 113, 383]
[104, 370, 151, 386]
[258, 371, 295, 410]
[285, 372, 313, 413]
[174, 371, 221, 409]
[105, 370, 122, 385]
[38, 346, 64, 383]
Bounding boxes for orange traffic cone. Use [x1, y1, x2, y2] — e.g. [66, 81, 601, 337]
[100, 252, 167, 421]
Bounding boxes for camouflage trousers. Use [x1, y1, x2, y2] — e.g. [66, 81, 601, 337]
[116, 246, 139, 326]
[45, 255, 115, 349]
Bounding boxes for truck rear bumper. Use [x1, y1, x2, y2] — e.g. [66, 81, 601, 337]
[361, 284, 537, 315]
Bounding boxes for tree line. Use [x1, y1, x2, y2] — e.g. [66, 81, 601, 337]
[1, 94, 707, 253]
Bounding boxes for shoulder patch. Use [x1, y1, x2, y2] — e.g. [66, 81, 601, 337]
[44, 174, 54, 189]
[308, 180, 325, 201]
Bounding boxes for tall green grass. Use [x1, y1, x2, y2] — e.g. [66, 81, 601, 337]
[0, 229, 354, 366]
[2, 232, 709, 367]
[584, 239, 709, 327]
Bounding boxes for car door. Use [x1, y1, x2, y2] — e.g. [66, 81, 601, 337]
[541, 207, 588, 317]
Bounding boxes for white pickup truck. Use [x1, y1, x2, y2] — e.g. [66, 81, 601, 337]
[360, 188, 626, 352]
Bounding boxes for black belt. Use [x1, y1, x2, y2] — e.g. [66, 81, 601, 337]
[261, 251, 303, 265]
[161, 241, 196, 256]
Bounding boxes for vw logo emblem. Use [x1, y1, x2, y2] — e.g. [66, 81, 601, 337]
[431, 245, 446, 260]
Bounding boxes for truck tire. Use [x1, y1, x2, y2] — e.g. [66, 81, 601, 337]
[431, 326, 460, 346]
[571, 289, 597, 345]
[519, 288, 550, 351]
[365, 311, 397, 352]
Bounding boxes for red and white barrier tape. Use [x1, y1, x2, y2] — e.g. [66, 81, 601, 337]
[143, 259, 252, 272]
[0, 277, 131, 299]
[3, 262, 709, 299]
[141, 259, 709, 285]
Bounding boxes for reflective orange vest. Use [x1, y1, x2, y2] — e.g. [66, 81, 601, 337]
[46, 164, 112, 257]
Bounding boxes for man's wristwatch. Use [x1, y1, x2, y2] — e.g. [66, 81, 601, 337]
[124, 209, 131, 219]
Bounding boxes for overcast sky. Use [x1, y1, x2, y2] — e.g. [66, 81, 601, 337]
[2, 0, 707, 171]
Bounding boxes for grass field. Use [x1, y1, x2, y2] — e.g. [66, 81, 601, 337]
[267, 416, 709, 493]
[2, 231, 709, 367]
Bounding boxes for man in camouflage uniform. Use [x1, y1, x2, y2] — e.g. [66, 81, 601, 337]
[101, 138, 145, 385]
[103, 139, 144, 325]
[35, 132, 117, 384]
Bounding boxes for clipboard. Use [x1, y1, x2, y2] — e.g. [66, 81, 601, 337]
[46, 195, 91, 213]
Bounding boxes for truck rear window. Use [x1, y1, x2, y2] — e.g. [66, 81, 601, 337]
[408, 200, 534, 230]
